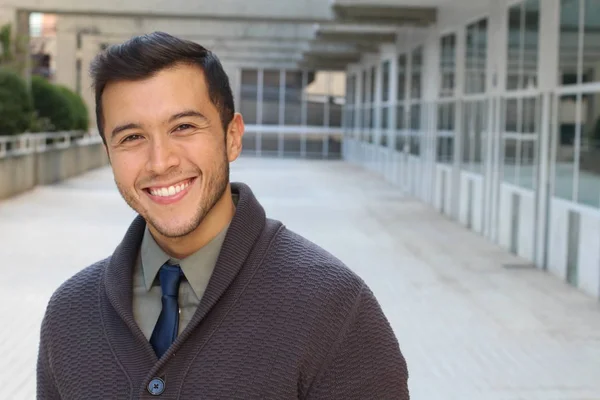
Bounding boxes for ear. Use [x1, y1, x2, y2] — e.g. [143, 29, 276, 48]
[226, 113, 244, 162]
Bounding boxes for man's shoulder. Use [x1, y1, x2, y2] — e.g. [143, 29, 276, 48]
[45, 256, 110, 312]
[266, 225, 365, 297]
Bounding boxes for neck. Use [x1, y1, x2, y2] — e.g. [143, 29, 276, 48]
[149, 184, 235, 259]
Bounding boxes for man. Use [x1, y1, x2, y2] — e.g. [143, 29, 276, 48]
[37, 32, 409, 399]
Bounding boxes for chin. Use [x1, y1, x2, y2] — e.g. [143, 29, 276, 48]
[148, 215, 203, 239]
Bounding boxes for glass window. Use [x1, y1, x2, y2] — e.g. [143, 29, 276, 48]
[439, 34, 456, 97]
[382, 61, 390, 102]
[523, 0, 540, 89]
[381, 107, 390, 147]
[344, 108, 354, 131]
[411, 47, 423, 100]
[507, 5, 522, 90]
[582, 0, 600, 83]
[284, 71, 303, 125]
[505, 98, 519, 132]
[396, 105, 406, 131]
[344, 75, 356, 131]
[381, 106, 389, 130]
[559, 0, 579, 85]
[397, 54, 407, 101]
[503, 138, 519, 184]
[240, 69, 258, 124]
[507, 0, 540, 91]
[555, 95, 578, 201]
[462, 100, 488, 173]
[305, 71, 325, 127]
[437, 103, 455, 163]
[346, 75, 356, 106]
[344, 75, 355, 130]
[559, 0, 600, 85]
[362, 108, 370, 133]
[361, 68, 370, 137]
[262, 70, 280, 125]
[362, 70, 369, 104]
[578, 92, 600, 207]
[396, 105, 406, 152]
[370, 66, 377, 103]
[465, 19, 488, 94]
[409, 104, 421, 155]
[503, 97, 539, 189]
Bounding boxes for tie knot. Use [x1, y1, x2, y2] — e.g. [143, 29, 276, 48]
[158, 264, 182, 297]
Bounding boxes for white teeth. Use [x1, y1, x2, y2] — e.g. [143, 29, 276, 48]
[150, 180, 190, 197]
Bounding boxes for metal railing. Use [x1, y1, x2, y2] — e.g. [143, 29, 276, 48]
[0, 130, 103, 159]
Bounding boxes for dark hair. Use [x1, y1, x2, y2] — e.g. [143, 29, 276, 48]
[90, 31, 234, 143]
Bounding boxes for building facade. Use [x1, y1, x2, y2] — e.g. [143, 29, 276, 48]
[342, 0, 600, 298]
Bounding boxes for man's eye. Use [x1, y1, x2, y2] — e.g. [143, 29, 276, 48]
[175, 124, 193, 131]
[123, 134, 142, 142]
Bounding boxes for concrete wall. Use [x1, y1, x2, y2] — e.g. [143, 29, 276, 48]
[0, 143, 109, 200]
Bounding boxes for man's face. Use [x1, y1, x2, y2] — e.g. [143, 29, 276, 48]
[102, 63, 243, 238]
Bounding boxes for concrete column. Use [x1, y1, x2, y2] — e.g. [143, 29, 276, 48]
[451, 22, 466, 220]
[80, 35, 98, 130]
[388, 46, 398, 152]
[424, 27, 441, 204]
[54, 24, 77, 89]
[535, 0, 561, 268]
[485, 0, 509, 241]
[374, 59, 382, 146]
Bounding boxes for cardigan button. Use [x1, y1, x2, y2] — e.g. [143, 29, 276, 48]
[148, 378, 165, 396]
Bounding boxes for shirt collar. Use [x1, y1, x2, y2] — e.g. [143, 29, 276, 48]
[140, 223, 230, 299]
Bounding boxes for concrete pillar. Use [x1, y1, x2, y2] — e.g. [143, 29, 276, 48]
[15, 10, 31, 85]
[54, 23, 77, 90]
[451, 21, 466, 221]
[536, 0, 561, 268]
[423, 26, 441, 204]
[80, 35, 98, 130]
[485, 0, 509, 241]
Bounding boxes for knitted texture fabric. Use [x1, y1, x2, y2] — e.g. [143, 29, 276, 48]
[37, 182, 409, 399]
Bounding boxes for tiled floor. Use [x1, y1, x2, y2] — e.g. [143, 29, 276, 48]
[1, 157, 599, 399]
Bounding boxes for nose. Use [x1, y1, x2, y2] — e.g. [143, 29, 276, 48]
[145, 135, 180, 175]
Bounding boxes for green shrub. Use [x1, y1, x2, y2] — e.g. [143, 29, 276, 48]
[57, 85, 89, 131]
[31, 75, 75, 131]
[0, 68, 33, 135]
[28, 112, 54, 133]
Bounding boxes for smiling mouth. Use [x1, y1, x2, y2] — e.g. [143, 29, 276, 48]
[144, 178, 196, 203]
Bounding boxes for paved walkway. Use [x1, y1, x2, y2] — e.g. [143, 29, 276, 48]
[1, 157, 600, 399]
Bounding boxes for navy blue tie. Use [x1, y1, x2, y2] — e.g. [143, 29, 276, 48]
[150, 264, 183, 358]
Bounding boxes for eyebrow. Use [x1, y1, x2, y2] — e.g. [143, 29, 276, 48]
[168, 110, 208, 124]
[110, 110, 209, 139]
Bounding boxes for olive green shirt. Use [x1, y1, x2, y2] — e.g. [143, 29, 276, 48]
[132, 222, 230, 340]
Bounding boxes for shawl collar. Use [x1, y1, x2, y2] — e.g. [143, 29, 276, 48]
[103, 182, 268, 356]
